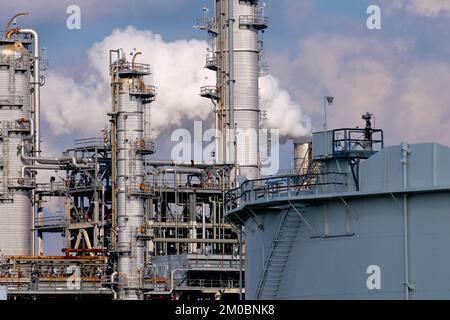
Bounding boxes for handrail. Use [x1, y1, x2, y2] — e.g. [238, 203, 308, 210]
[225, 172, 348, 212]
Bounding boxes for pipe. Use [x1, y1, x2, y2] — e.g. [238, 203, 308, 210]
[21, 165, 65, 178]
[401, 142, 411, 300]
[20, 143, 93, 168]
[239, 224, 243, 300]
[156, 167, 205, 175]
[227, 0, 235, 166]
[109, 49, 123, 251]
[14, 29, 41, 156]
[4, 13, 29, 38]
[5, 28, 19, 40]
[152, 238, 239, 244]
[202, 204, 206, 253]
[21, 118, 34, 141]
[209, 197, 217, 250]
[7, 27, 42, 156]
[131, 52, 142, 67]
[146, 160, 205, 167]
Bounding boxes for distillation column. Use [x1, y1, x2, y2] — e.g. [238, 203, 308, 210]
[231, 0, 267, 180]
[201, 0, 267, 180]
[111, 52, 156, 300]
[0, 38, 34, 256]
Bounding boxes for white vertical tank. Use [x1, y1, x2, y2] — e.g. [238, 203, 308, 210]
[113, 57, 155, 300]
[200, 0, 267, 180]
[232, 0, 267, 180]
[0, 40, 33, 256]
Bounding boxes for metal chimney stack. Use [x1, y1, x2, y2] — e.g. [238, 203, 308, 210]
[110, 51, 156, 300]
[293, 137, 311, 174]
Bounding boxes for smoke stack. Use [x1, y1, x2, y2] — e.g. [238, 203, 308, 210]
[293, 137, 311, 174]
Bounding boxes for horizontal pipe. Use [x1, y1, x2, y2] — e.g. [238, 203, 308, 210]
[21, 165, 65, 178]
[152, 238, 239, 244]
[157, 167, 205, 174]
[151, 222, 233, 228]
[21, 143, 93, 168]
[147, 160, 234, 169]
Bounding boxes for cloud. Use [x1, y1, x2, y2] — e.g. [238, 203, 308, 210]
[41, 26, 311, 141]
[387, 0, 450, 17]
[267, 32, 450, 146]
[260, 75, 311, 138]
[1, 0, 187, 24]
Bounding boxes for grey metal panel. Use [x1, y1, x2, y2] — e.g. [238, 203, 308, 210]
[359, 143, 450, 192]
[312, 131, 334, 159]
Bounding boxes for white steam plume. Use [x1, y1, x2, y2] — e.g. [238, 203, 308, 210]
[42, 26, 311, 140]
[260, 75, 311, 138]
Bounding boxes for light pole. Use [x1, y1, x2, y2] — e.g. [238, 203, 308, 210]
[323, 96, 334, 157]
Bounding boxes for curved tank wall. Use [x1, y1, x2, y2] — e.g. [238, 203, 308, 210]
[242, 143, 450, 299]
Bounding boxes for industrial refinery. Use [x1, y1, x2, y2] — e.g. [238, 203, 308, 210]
[1, 0, 450, 302]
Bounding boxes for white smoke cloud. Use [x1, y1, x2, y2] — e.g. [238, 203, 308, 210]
[260, 75, 311, 138]
[42, 26, 311, 140]
[42, 72, 109, 136]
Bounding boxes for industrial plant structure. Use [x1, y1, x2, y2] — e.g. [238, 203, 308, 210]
[1, 0, 449, 302]
[0, 0, 267, 300]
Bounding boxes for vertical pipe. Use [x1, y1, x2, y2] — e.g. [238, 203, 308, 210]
[401, 142, 410, 300]
[324, 98, 328, 157]
[202, 203, 206, 253]
[31, 191, 36, 256]
[18, 29, 40, 155]
[109, 49, 121, 250]
[227, 0, 235, 166]
[239, 224, 243, 300]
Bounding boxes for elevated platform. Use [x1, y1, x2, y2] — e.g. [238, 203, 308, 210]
[129, 84, 157, 103]
[205, 56, 219, 71]
[239, 15, 269, 30]
[200, 86, 220, 101]
[117, 62, 151, 77]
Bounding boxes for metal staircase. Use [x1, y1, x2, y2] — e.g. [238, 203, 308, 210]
[256, 209, 302, 300]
